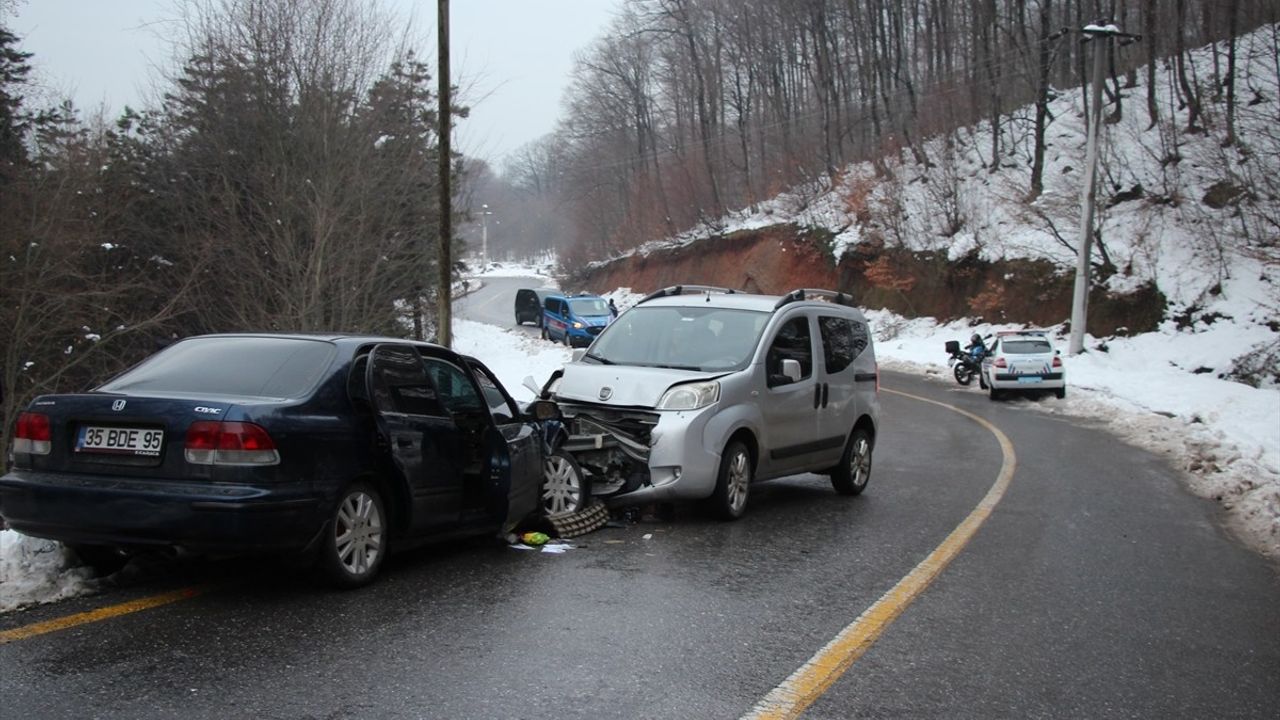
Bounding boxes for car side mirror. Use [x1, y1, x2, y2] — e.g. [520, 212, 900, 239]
[527, 400, 562, 421]
[781, 359, 802, 383]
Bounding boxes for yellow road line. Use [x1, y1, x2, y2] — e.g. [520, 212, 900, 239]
[0, 585, 210, 645]
[742, 388, 1018, 720]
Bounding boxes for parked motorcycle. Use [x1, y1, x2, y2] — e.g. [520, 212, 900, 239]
[945, 339, 985, 386]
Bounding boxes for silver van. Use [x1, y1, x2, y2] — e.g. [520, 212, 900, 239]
[543, 286, 880, 519]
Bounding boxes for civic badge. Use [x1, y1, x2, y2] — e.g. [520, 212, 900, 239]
[111, 400, 127, 411]
[598, 387, 613, 401]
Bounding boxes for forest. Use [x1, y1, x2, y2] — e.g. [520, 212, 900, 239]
[0, 0, 466, 455]
[482, 0, 1277, 265]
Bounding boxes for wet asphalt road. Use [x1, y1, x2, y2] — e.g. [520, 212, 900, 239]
[1, 279, 1277, 719]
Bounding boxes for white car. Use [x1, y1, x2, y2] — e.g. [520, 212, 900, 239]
[979, 330, 1065, 399]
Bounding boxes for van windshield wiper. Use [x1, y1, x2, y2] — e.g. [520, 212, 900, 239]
[583, 352, 614, 365]
[646, 363, 702, 371]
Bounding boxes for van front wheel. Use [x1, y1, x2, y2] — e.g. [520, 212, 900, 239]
[709, 441, 752, 520]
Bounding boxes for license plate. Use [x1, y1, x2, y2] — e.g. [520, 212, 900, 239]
[1017, 376, 1042, 384]
[76, 426, 164, 456]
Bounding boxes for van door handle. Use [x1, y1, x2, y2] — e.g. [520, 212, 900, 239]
[813, 385, 821, 409]
[821, 383, 829, 408]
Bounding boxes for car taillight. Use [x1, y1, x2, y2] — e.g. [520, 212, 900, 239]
[14, 412, 52, 455]
[185, 421, 280, 466]
[1052, 356, 1062, 368]
[995, 358, 1007, 368]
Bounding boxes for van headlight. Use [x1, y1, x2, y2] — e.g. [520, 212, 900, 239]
[657, 381, 720, 410]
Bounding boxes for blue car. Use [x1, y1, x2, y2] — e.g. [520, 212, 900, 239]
[541, 293, 613, 347]
[0, 334, 557, 586]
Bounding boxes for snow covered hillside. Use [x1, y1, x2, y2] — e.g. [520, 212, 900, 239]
[586, 27, 1280, 560]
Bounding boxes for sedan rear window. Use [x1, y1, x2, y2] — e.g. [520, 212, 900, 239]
[1002, 339, 1053, 354]
[99, 337, 337, 399]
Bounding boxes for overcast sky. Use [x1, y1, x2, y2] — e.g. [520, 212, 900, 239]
[7, 0, 618, 166]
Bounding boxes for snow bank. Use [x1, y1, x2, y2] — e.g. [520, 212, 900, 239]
[0, 531, 95, 613]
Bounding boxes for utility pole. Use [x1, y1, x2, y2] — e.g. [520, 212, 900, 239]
[436, 0, 452, 348]
[1068, 23, 1138, 356]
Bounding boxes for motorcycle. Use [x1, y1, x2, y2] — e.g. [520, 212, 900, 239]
[945, 339, 985, 386]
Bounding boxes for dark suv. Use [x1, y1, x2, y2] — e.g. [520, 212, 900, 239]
[0, 334, 552, 586]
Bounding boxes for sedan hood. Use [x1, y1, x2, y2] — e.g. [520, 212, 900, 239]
[556, 363, 721, 408]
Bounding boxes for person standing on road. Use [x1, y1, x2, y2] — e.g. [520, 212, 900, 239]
[608, 299, 618, 317]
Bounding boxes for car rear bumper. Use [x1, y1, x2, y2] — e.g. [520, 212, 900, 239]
[0, 469, 325, 552]
[989, 372, 1065, 390]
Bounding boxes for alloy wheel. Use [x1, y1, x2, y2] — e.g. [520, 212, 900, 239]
[543, 453, 584, 516]
[334, 490, 383, 577]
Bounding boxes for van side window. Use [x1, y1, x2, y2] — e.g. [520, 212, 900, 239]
[766, 316, 813, 386]
[819, 316, 870, 374]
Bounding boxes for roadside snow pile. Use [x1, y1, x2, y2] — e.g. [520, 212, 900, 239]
[867, 309, 1280, 560]
[452, 319, 573, 399]
[0, 530, 95, 613]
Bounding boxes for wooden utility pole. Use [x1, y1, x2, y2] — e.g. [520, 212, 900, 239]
[1068, 23, 1138, 356]
[436, 0, 452, 347]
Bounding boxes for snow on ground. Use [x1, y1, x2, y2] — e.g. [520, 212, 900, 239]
[0, 532, 95, 613]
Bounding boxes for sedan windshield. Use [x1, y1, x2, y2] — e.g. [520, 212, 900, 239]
[586, 306, 770, 372]
[99, 336, 336, 399]
[1002, 339, 1053, 354]
[569, 297, 610, 316]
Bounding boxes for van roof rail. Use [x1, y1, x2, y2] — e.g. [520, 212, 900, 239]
[638, 285, 737, 305]
[773, 288, 856, 310]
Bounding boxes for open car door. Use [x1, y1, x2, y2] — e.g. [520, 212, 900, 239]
[366, 344, 467, 531]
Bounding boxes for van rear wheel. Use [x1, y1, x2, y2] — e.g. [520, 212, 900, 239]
[831, 429, 873, 496]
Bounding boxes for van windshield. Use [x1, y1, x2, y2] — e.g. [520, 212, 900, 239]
[569, 298, 610, 316]
[586, 306, 770, 372]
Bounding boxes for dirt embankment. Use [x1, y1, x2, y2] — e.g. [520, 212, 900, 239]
[569, 224, 1165, 335]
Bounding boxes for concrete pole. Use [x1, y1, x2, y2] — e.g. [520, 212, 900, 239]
[1068, 31, 1110, 356]
[436, 0, 452, 348]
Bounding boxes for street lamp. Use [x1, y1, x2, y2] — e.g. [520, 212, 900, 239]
[479, 204, 494, 268]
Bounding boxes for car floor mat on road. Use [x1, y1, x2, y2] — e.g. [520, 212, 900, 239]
[548, 501, 610, 539]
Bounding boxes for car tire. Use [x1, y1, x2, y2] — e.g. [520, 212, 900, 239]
[709, 440, 752, 520]
[978, 372, 988, 390]
[543, 450, 589, 517]
[68, 543, 130, 576]
[1055, 387, 1066, 399]
[563, 332, 571, 347]
[954, 364, 972, 385]
[541, 326, 548, 341]
[830, 428, 873, 496]
[319, 481, 386, 588]
[988, 383, 1001, 401]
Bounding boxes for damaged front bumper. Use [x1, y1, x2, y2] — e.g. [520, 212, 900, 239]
[554, 401, 722, 507]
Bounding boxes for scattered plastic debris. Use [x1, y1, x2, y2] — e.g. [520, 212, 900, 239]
[642, 533, 653, 540]
[521, 531, 550, 546]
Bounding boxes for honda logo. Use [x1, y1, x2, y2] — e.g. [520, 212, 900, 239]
[111, 400, 127, 411]
[598, 387, 613, 401]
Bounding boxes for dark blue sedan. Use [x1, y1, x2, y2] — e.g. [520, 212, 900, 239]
[0, 334, 553, 586]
